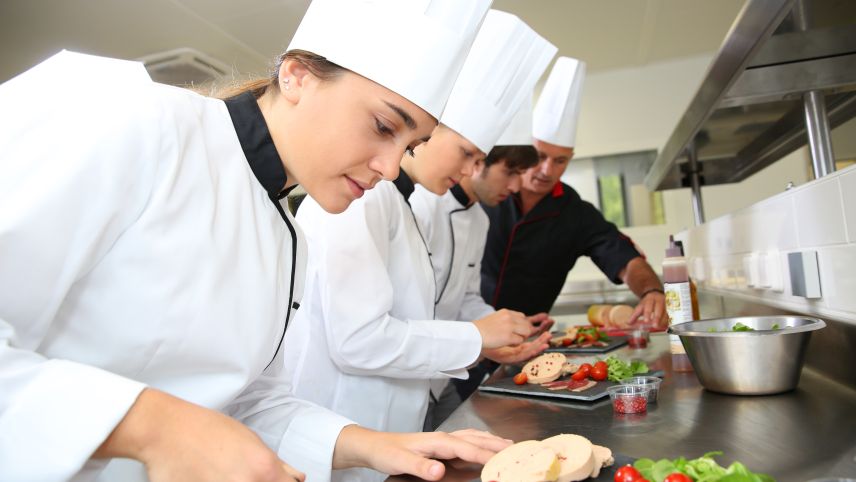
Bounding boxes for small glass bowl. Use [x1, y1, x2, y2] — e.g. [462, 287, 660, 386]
[607, 384, 651, 414]
[627, 327, 650, 348]
[620, 376, 663, 403]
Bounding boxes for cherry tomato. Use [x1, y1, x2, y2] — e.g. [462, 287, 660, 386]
[664, 473, 692, 482]
[562, 338, 573, 347]
[593, 360, 608, 371]
[578, 363, 592, 376]
[571, 369, 588, 381]
[590, 363, 608, 381]
[614, 464, 642, 482]
[512, 373, 528, 385]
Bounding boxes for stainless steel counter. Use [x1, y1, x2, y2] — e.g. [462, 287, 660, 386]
[436, 335, 856, 481]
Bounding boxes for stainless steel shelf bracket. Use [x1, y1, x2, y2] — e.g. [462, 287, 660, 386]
[686, 142, 706, 225]
[803, 90, 836, 179]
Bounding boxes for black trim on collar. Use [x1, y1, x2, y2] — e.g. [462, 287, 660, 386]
[224, 92, 299, 370]
[225, 92, 290, 200]
[392, 168, 417, 204]
[450, 184, 472, 207]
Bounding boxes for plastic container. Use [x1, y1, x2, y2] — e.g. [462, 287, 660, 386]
[607, 385, 651, 414]
[627, 327, 649, 348]
[619, 376, 662, 403]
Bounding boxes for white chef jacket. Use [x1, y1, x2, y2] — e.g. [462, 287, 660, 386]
[0, 51, 351, 482]
[410, 185, 495, 322]
[409, 184, 495, 399]
[284, 172, 482, 480]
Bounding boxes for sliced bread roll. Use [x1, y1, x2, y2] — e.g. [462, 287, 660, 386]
[540, 434, 595, 482]
[481, 440, 561, 482]
[522, 353, 567, 384]
[587, 305, 612, 327]
[608, 305, 634, 329]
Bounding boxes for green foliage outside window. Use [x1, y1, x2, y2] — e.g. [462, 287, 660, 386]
[598, 175, 626, 228]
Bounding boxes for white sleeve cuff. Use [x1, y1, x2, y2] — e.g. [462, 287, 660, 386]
[279, 406, 354, 482]
[0, 359, 145, 481]
[426, 321, 482, 379]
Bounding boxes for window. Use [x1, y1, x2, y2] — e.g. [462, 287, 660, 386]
[562, 150, 665, 227]
[598, 175, 626, 227]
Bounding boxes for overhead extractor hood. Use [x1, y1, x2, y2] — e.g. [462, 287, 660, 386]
[645, 0, 856, 192]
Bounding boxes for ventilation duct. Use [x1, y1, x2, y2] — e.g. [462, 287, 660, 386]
[138, 47, 230, 87]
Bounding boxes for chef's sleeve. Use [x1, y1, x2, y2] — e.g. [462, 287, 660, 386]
[455, 210, 496, 321]
[305, 188, 482, 379]
[0, 52, 158, 480]
[224, 340, 354, 482]
[579, 201, 642, 284]
[457, 254, 495, 321]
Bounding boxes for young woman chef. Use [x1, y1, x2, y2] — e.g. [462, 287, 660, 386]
[412, 95, 556, 430]
[284, 10, 556, 481]
[0, 1, 516, 481]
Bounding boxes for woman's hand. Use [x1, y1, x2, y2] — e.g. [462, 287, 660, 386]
[333, 425, 511, 480]
[473, 309, 532, 349]
[482, 332, 551, 365]
[95, 388, 302, 482]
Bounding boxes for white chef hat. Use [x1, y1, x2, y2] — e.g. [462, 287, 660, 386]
[439, 9, 556, 154]
[532, 56, 586, 148]
[287, 0, 491, 119]
[496, 90, 533, 146]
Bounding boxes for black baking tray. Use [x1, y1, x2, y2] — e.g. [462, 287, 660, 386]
[478, 363, 664, 403]
[384, 452, 636, 482]
[545, 335, 628, 354]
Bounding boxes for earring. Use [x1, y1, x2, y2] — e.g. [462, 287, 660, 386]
[283, 78, 291, 90]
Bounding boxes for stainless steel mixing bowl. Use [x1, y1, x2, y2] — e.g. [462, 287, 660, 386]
[668, 316, 826, 395]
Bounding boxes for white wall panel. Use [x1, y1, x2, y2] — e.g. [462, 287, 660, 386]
[793, 178, 847, 248]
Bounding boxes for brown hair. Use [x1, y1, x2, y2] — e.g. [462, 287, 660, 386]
[484, 145, 539, 172]
[214, 50, 347, 100]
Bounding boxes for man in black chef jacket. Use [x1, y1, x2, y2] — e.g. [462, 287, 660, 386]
[454, 58, 667, 402]
[480, 140, 666, 320]
[481, 56, 666, 327]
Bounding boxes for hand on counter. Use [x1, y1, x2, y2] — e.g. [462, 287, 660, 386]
[620, 256, 668, 329]
[629, 290, 668, 329]
[94, 388, 303, 482]
[333, 425, 512, 480]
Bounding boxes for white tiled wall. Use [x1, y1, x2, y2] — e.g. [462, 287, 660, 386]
[793, 177, 847, 247]
[817, 245, 856, 314]
[840, 167, 856, 243]
[678, 163, 856, 325]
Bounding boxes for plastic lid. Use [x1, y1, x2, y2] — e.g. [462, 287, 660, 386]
[665, 235, 683, 257]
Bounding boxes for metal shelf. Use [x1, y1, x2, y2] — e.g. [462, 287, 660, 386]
[645, 0, 856, 193]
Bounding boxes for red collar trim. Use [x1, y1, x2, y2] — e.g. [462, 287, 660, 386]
[551, 182, 564, 198]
